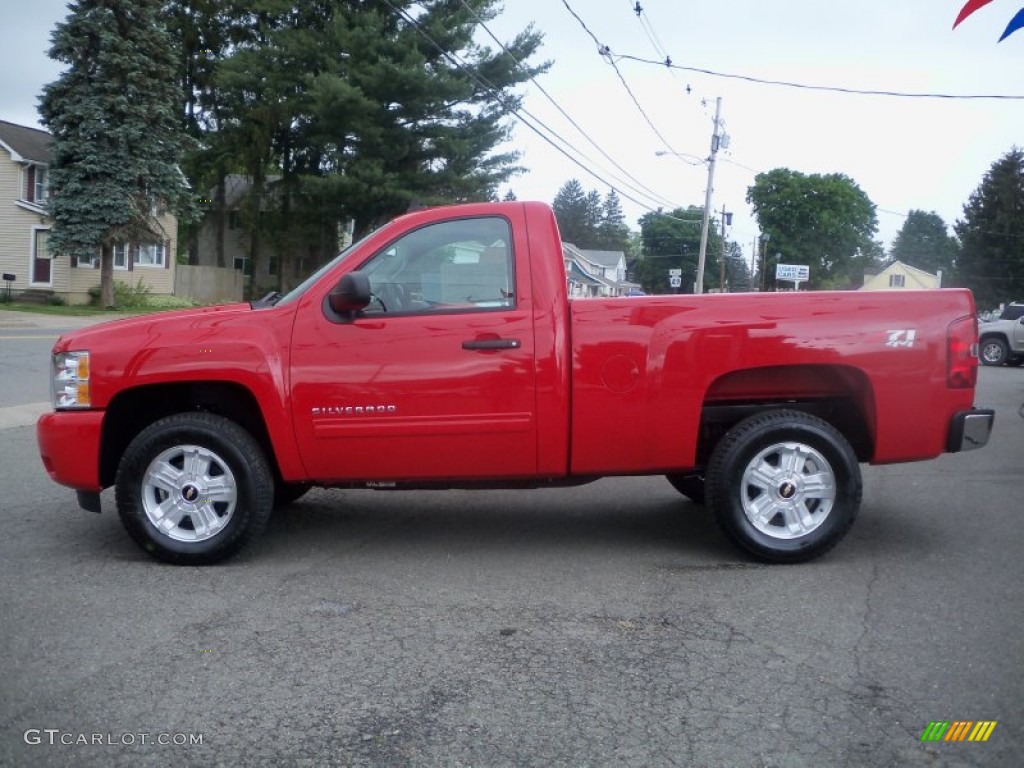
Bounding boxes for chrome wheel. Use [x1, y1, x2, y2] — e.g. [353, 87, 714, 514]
[141, 443, 238, 543]
[740, 441, 835, 540]
[706, 410, 861, 563]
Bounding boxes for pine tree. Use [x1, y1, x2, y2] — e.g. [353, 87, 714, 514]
[39, 0, 195, 308]
[890, 210, 958, 277]
[954, 148, 1024, 306]
[597, 190, 630, 252]
[552, 179, 590, 245]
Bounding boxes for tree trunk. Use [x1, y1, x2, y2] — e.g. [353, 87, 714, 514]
[100, 242, 115, 309]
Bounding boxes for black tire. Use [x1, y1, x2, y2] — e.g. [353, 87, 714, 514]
[115, 413, 274, 565]
[980, 337, 1008, 366]
[665, 473, 706, 504]
[1008, 354, 1024, 367]
[274, 481, 312, 509]
[705, 410, 862, 564]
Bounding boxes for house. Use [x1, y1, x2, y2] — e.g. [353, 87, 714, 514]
[0, 118, 177, 305]
[860, 260, 942, 291]
[195, 174, 351, 296]
[562, 242, 640, 297]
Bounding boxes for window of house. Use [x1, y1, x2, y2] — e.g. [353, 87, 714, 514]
[357, 217, 514, 315]
[113, 244, 129, 270]
[34, 166, 48, 203]
[889, 274, 906, 288]
[233, 256, 250, 275]
[135, 243, 166, 267]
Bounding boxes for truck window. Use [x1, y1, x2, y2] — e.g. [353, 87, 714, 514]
[358, 216, 514, 314]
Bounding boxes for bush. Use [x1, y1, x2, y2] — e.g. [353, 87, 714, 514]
[48, 294, 66, 306]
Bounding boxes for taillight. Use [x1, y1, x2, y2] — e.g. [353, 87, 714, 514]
[947, 315, 978, 389]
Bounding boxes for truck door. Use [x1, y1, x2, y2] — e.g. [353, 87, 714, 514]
[289, 214, 538, 481]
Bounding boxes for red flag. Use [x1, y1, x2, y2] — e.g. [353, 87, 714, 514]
[953, 0, 995, 28]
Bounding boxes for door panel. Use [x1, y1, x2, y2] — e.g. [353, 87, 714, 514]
[289, 215, 538, 481]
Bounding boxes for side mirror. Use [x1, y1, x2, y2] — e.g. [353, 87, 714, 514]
[328, 272, 371, 315]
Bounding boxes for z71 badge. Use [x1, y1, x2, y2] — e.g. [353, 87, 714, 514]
[885, 329, 917, 348]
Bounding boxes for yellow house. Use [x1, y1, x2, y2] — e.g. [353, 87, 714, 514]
[861, 260, 941, 291]
[0, 118, 177, 305]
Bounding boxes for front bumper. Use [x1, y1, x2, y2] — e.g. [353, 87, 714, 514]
[37, 410, 104, 492]
[947, 408, 995, 453]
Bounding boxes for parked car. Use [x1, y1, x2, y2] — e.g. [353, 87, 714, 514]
[978, 302, 1024, 366]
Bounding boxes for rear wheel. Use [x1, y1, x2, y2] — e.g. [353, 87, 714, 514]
[980, 337, 1008, 366]
[115, 413, 273, 564]
[705, 410, 861, 563]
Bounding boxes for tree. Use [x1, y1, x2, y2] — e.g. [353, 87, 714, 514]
[597, 190, 631, 253]
[954, 147, 1024, 307]
[634, 207, 721, 293]
[39, 0, 195, 307]
[165, 0, 548, 293]
[746, 169, 880, 290]
[889, 210, 958, 278]
[552, 179, 591, 245]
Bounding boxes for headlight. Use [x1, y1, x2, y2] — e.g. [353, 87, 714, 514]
[52, 351, 91, 409]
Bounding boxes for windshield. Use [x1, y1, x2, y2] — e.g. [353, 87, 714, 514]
[273, 223, 393, 308]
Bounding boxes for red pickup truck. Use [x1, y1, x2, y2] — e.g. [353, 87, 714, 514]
[37, 201, 994, 565]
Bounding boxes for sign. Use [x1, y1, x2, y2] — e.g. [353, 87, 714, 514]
[669, 277, 682, 288]
[776, 264, 809, 282]
[668, 268, 682, 277]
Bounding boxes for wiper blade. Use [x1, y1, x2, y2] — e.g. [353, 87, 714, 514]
[250, 291, 282, 309]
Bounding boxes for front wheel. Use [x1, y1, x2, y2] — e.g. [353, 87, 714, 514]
[115, 413, 274, 564]
[705, 410, 862, 563]
[980, 337, 1008, 366]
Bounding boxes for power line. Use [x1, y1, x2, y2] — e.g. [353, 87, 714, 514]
[616, 53, 1024, 100]
[456, 0, 678, 210]
[559, 0, 682, 154]
[379, 0, 693, 221]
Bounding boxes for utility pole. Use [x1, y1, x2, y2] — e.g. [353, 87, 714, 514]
[695, 96, 722, 295]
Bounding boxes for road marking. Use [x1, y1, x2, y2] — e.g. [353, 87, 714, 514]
[0, 402, 50, 429]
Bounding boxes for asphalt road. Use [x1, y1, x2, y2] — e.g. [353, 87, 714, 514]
[1, 310, 1021, 767]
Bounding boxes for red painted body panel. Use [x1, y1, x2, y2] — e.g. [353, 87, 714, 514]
[569, 290, 977, 473]
[37, 410, 104, 490]
[35, 201, 981, 495]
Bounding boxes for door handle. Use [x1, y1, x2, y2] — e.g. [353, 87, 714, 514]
[462, 338, 521, 350]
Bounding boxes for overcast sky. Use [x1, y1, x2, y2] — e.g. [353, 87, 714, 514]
[2, 1, 1020, 264]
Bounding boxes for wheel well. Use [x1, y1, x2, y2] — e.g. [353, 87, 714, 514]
[99, 382, 278, 488]
[979, 332, 1007, 343]
[695, 365, 875, 466]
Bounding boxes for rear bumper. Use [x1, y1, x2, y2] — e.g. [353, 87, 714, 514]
[947, 408, 995, 453]
[37, 410, 104, 492]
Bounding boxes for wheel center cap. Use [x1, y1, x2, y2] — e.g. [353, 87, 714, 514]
[778, 481, 797, 500]
[181, 484, 201, 503]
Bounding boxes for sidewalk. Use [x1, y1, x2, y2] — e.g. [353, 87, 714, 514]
[0, 308, 134, 330]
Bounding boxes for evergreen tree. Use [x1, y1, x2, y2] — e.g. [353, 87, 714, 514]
[552, 179, 590, 245]
[954, 147, 1024, 306]
[164, 0, 547, 292]
[597, 190, 630, 252]
[39, 0, 195, 307]
[583, 190, 603, 246]
[502, 189, 518, 201]
[889, 210, 958, 277]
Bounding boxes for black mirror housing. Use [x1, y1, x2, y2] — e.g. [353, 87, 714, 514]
[328, 272, 371, 315]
